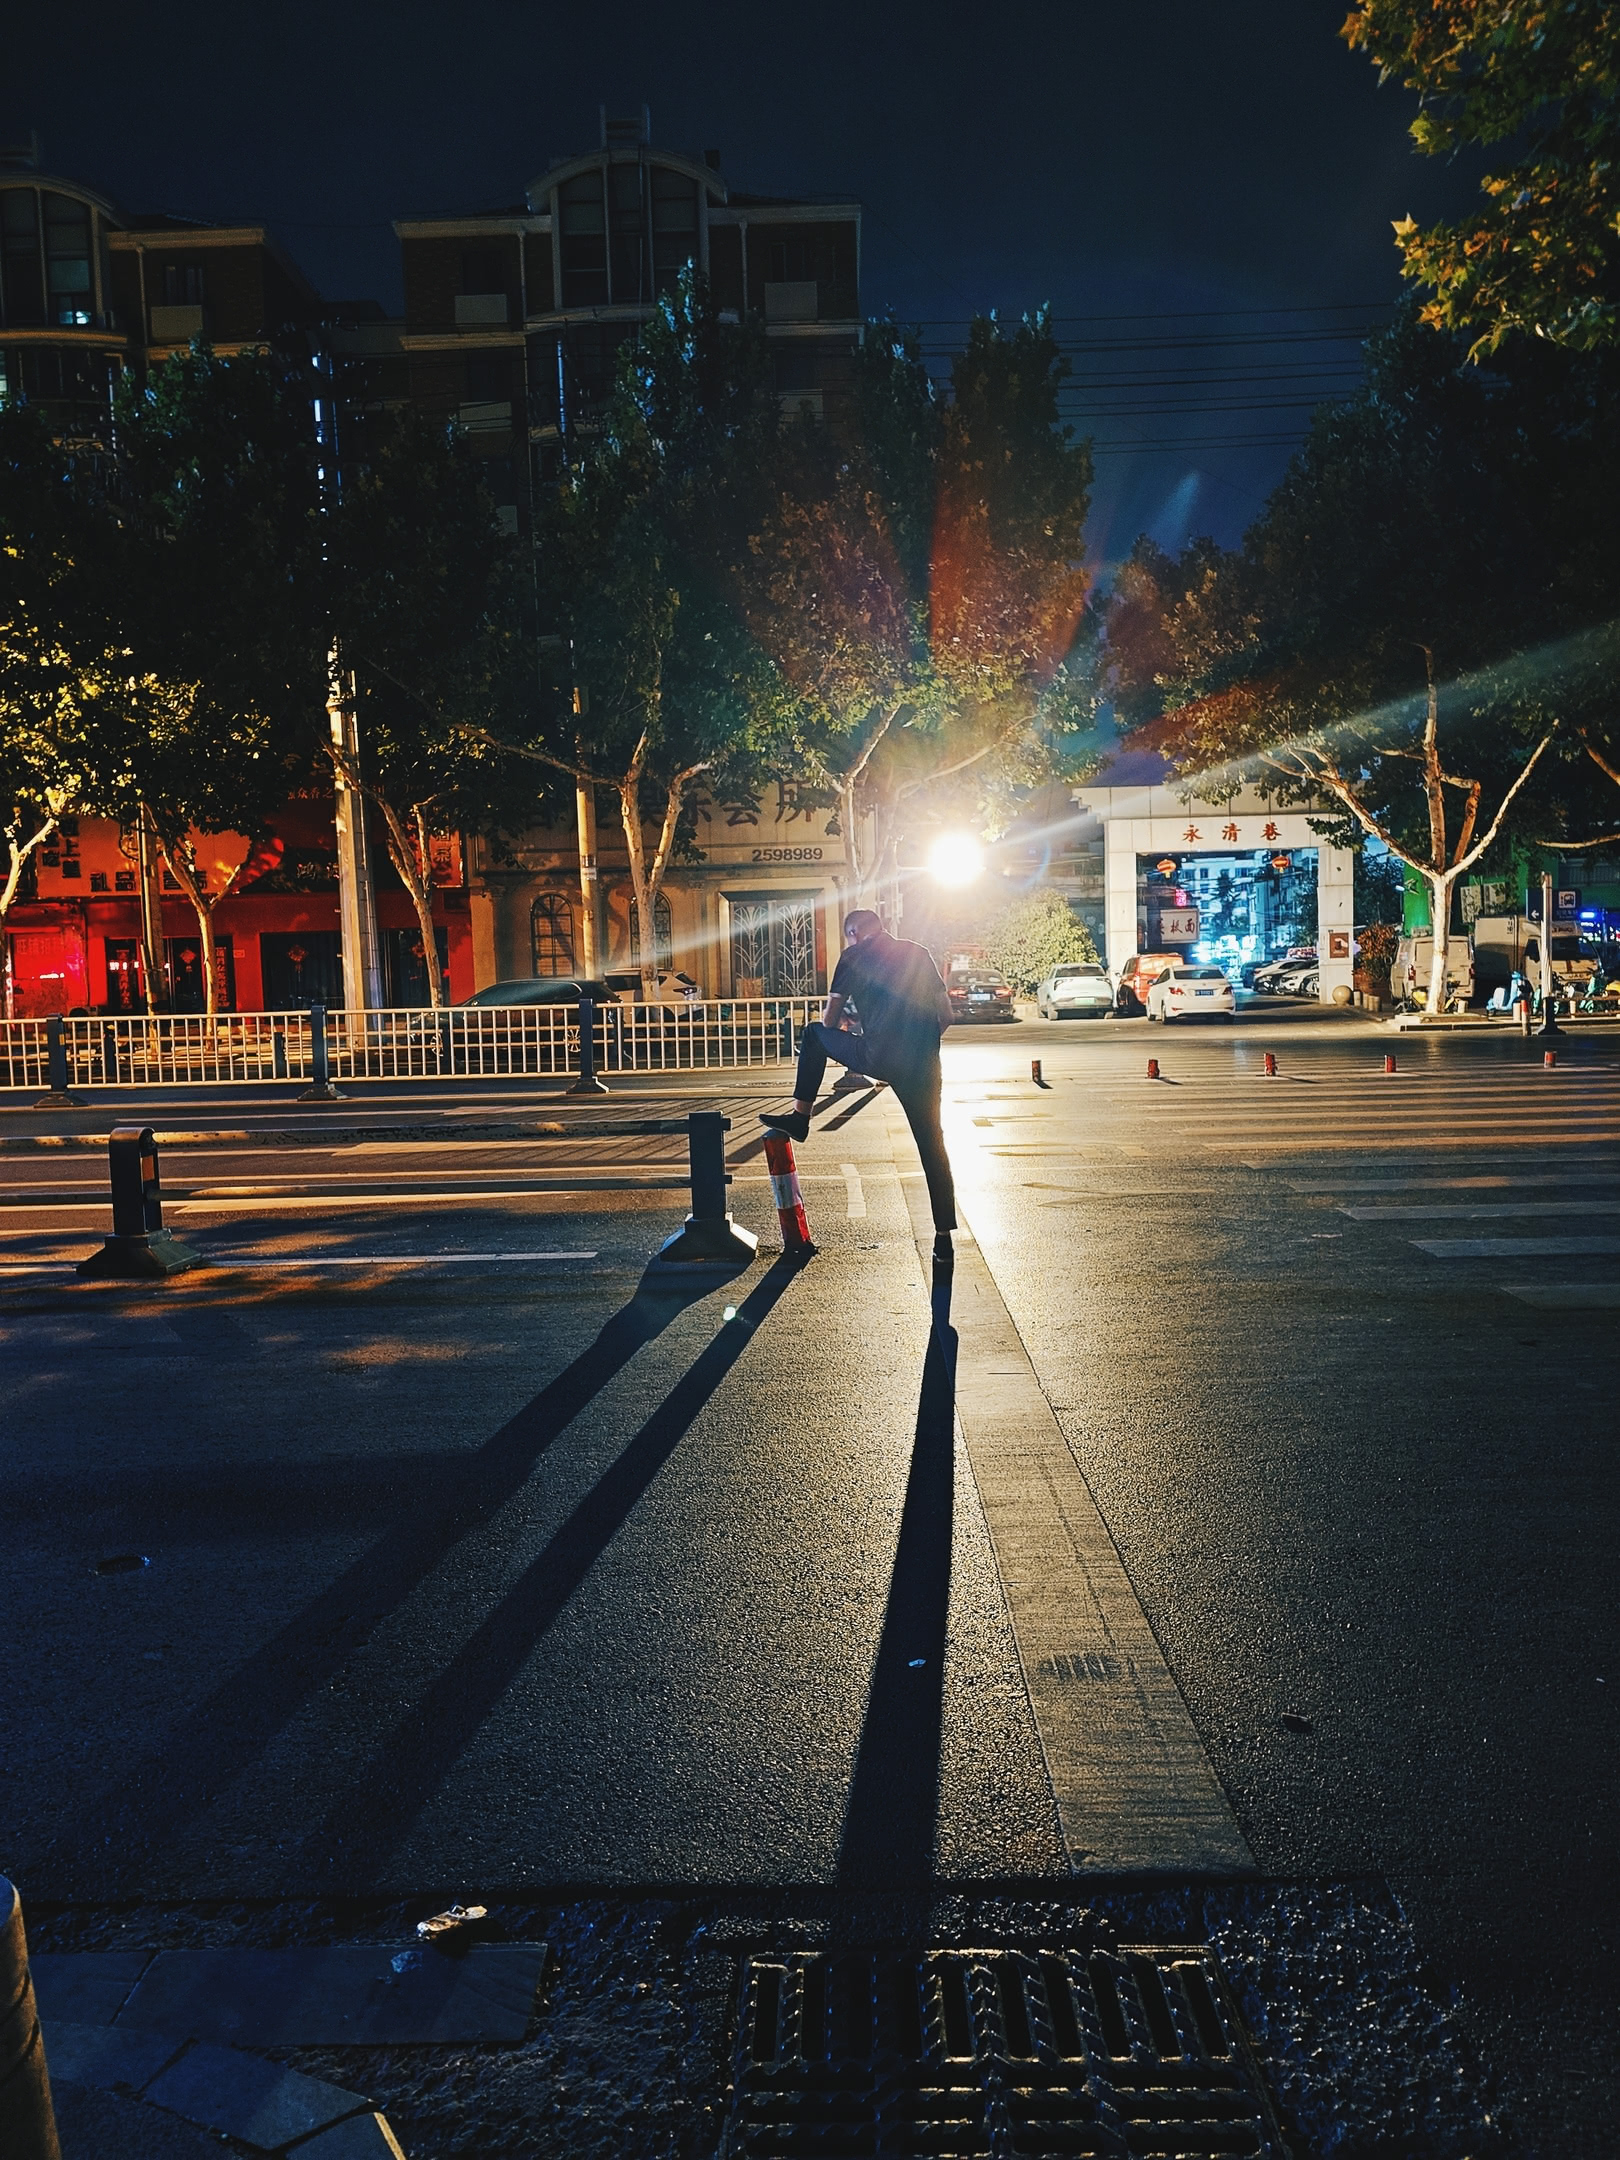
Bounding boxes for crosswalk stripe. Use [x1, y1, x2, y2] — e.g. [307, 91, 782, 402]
[1413, 1236, 1620, 1257]
[1343, 1201, 1620, 1220]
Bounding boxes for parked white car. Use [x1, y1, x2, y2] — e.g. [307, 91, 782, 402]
[1036, 963, 1114, 1019]
[1145, 965, 1236, 1023]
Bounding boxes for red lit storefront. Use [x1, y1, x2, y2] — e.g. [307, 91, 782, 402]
[3, 811, 473, 1017]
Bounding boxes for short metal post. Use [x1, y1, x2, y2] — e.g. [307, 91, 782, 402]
[102, 1021, 119, 1085]
[0, 1877, 60, 2160]
[272, 1026, 288, 1079]
[568, 995, 609, 1095]
[651, 1110, 758, 1267]
[30, 1014, 78, 1109]
[299, 1002, 344, 1101]
[77, 1125, 202, 1278]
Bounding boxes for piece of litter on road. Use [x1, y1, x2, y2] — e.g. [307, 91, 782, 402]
[908, 1658, 926, 1668]
[1278, 1712, 1314, 1735]
[722, 1306, 737, 1321]
[389, 1951, 421, 1974]
[415, 1904, 488, 1943]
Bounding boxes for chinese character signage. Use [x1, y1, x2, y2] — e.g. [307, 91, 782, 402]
[1158, 908, 1200, 941]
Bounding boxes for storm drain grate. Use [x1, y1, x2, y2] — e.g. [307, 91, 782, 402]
[726, 1946, 1284, 2158]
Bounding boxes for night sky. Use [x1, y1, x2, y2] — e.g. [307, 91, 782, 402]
[11, 0, 1481, 562]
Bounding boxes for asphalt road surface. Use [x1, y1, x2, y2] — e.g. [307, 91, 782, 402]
[2, 1006, 1615, 2153]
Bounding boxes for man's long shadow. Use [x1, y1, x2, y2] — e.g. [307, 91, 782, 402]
[43, 1255, 774, 1880]
[306, 1254, 805, 1877]
[836, 1255, 957, 1889]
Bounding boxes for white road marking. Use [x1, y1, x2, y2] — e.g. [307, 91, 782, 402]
[1413, 1236, 1620, 1257]
[1501, 1282, 1620, 1308]
[839, 1163, 867, 1217]
[1343, 1200, 1620, 1221]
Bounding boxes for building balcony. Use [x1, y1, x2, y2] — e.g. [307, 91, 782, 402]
[457, 399, 513, 437]
[763, 281, 817, 323]
[148, 303, 205, 343]
[454, 292, 511, 326]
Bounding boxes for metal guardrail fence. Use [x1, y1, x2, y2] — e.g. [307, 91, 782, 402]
[0, 999, 819, 1091]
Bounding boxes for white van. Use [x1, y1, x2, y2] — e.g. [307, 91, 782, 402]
[1390, 934, 1474, 1010]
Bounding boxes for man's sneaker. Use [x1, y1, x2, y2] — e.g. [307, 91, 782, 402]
[758, 1109, 810, 1142]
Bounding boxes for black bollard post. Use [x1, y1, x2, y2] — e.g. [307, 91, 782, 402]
[272, 1026, 288, 1079]
[567, 994, 609, 1095]
[0, 1877, 60, 2160]
[30, 1014, 78, 1109]
[78, 1125, 202, 1278]
[651, 1111, 759, 1267]
[102, 1021, 119, 1085]
[298, 1002, 344, 1101]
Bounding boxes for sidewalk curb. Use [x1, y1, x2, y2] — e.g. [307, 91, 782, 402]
[44, 2021, 405, 2154]
[0, 1117, 720, 1151]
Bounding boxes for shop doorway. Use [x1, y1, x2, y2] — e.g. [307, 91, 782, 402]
[1136, 849, 1318, 970]
[260, 932, 342, 1010]
[166, 935, 236, 1013]
[727, 891, 821, 996]
[383, 925, 450, 1007]
[104, 940, 142, 1012]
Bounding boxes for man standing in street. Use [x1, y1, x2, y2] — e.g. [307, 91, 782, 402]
[760, 909, 957, 1260]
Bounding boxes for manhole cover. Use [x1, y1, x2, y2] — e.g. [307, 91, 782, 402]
[726, 1946, 1284, 2158]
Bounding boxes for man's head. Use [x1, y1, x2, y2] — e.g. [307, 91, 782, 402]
[843, 909, 885, 945]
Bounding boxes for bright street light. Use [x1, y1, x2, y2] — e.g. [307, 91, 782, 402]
[928, 833, 983, 888]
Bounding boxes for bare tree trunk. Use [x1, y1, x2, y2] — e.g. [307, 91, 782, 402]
[325, 744, 445, 1009]
[617, 751, 708, 998]
[371, 792, 445, 1010]
[154, 841, 219, 1019]
[838, 775, 864, 905]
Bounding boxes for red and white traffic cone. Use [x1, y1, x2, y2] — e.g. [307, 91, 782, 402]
[1146, 1057, 1160, 1081]
[763, 1132, 815, 1256]
[1384, 1053, 1398, 1074]
[1263, 1051, 1278, 1076]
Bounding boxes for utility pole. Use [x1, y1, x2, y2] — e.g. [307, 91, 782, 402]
[572, 684, 604, 976]
[135, 805, 172, 1012]
[1537, 869, 1561, 1037]
[329, 656, 384, 1011]
[575, 780, 604, 976]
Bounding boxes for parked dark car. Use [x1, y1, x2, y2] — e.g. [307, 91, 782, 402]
[947, 967, 1016, 1023]
[456, 978, 617, 1007]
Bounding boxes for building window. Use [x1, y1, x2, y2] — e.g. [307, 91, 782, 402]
[628, 893, 673, 974]
[558, 174, 608, 309]
[460, 244, 507, 294]
[161, 262, 204, 306]
[650, 168, 698, 292]
[0, 187, 45, 328]
[531, 893, 576, 976]
[44, 194, 93, 324]
[608, 163, 646, 303]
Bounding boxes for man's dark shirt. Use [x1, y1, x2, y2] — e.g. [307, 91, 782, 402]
[830, 934, 951, 1080]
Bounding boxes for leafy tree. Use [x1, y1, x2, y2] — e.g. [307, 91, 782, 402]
[742, 312, 1093, 906]
[506, 277, 795, 990]
[110, 348, 513, 1012]
[329, 411, 513, 1005]
[0, 405, 155, 993]
[110, 346, 322, 1010]
[984, 889, 1098, 993]
[1099, 312, 1620, 1009]
[1343, 0, 1620, 354]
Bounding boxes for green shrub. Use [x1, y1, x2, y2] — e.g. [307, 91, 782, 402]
[983, 891, 1099, 995]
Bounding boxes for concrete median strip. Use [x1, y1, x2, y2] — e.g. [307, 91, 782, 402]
[892, 1111, 1253, 1876]
[32, 1939, 548, 2153]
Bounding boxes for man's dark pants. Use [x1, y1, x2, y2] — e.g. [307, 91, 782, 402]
[793, 1020, 956, 1232]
